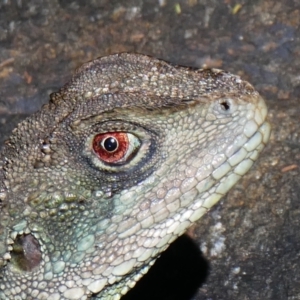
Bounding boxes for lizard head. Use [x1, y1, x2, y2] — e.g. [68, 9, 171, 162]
[0, 53, 270, 299]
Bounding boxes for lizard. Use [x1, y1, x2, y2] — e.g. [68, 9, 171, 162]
[0, 53, 271, 300]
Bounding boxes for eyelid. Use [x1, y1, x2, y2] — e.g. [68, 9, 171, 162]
[82, 124, 155, 174]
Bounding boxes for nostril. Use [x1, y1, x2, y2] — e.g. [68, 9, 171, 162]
[220, 100, 231, 111]
[10, 234, 42, 272]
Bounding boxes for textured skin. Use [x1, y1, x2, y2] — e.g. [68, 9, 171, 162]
[0, 53, 270, 299]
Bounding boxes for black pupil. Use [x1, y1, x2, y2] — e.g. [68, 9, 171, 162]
[103, 137, 118, 152]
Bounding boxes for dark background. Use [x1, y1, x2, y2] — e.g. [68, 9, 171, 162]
[0, 1, 299, 299]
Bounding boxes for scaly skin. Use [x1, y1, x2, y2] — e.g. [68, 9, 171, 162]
[0, 53, 270, 299]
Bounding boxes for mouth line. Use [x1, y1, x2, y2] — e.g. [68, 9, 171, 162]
[197, 119, 271, 210]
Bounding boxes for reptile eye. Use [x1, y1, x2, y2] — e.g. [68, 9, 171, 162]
[92, 132, 140, 164]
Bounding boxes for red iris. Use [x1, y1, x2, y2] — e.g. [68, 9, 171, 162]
[93, 132, 129, 163]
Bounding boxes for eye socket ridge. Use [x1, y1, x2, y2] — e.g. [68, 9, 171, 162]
[92, 132, 141, 164]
